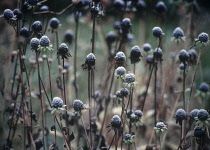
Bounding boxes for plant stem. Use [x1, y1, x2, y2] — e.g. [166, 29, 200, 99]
[88, 71, 93, 150]
[154, 62, 158, 148]
[81, 112, 91, 150]
[74, 19, 79, 99]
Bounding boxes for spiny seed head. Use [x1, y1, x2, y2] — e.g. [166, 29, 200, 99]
[120, 88, 129, 97]
[179, 49, 189, 63]
[116, 66, 126, 76]
[197, 109, 209, 121]
[52, 97, 64, 108]
[153, 48, 162, 61]
[190, 109, 199, 120]
[155, 1, 167, 13]
[135, 0, 147, 12]
[20, 27, 30, 38]
[126, 110, 133, 118]
[31, 21, 42, 33]
[113, 0, 125, 11]
[143, 43, 152, 52]
[116, 90, 122, 98]
[111, 115, 121, 128]
[130, 113, 136, 122]
[3, 9, 14, 20]
[13, 9, 22, 20]
[188, 49, 197, 64]
[30, 38, 40, 50]
[40, 5, 49, 11]
[40, 36, 50, 47]
[173, 27, 184, 38]
[27, 0, 39, 6]
[146, 55, 154, 64]
[106, 31, 116, 44]
[198, 32, 209, 43]
[156, 122, 165, 129]
[58, 43, 69, 53]
[175, 109, 186, 120]
[124, 134, 132, 140]
[135, 110, 143, 118]
[124, 73, 135, 83]
[86, 53, 96, 64]
[115, 51, 126, 62]
[194, 126, 205, 137]
[130, 46, 142, 64]
[121, 18, 132, 34]
[199, 82, 209, 93]
[152, 27, 163, 38]
[49, 17, 60, 29]
[64, 30, 74, 44]
[73, 99, 84, 112]
[179, 63, 187, 70]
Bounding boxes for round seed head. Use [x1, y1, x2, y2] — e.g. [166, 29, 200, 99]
[3, 9, 14, 20]
[124, 134, 132, 140]
[90, 6, 99, 14]
[40, 5, 49, 11]
[153, 48, 162, 61]
[155, 1, 167, 13]
[52, 97, 64, 108]
[64, 30, 74, 44]
[156, 122, 165, 129]
[116, 90, 122, 98]
[113, 0, 125, 12]
[73, 99, 84, 112]
[190, 109, 199, 120]
[116, 66, 126, 76]
[49, 17, 60, 29]
[115, 51, 126, 62]
[198, 32, 209, 43]
[20, 27, 30, 38]
[188, 49, 197, 64]
[173, 27, 184, 38]
[86, 53, 96, 65]
[146, 55, 154, 64]
[13, 9, 22, 20]
[152, 27, 163, 38]
[27, 0, 39, 6]
[179, 49, 189, 63]
[31, 21, 42, 33]
[58, 43, 69, 54]
[124, 73, 135, 83]
[143, 43, 152, 52]
[126, 110, 133, 118]
[130, 46, 142, 64]
[21, 2, 30, 14]
[135, 110, 143, 118]
[114, 21, 121, 30]
[111, 115, 122, 128]
[126, 34, 135, 42]
[35, 139, 43, 150]
[130, 113, 136, 122]
[30, 38, 40, 50]
[121, 18, 132, 34]
[40, 36, 50, 47]
[135, 0, 147, 12]
[194, 126, 205, 137]
[179, 63, 187, 70]
[106, 31, 116, 45]
[120, 88, 129, 97]
[199, 82, 209, 93]
[175, 109, 186, 121]
[197, 109, 209, 121]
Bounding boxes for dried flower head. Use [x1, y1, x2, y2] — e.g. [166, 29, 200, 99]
[57, 43, 71, 59]
[82, 53, 96, 70]
[123, 134, 135, 144]
[51, 97, 66, 114]
[124, 73, 137, 87]
[38, 35, 53, 51]
[64, 30, 74, 44]
[153, 48, 163, 62]
[73, 99, 84, 112]
[152, 27, 164, 38]
[199, 82, 209, 93]
[171, 27, 185, 43]
[154, 122, 167, 133]
[115, 66, 126, 79]
[175, 109, 186, 125]
[179, 49, 189, 65]
[30, 38, 40, 51]
[143, 43, 152, 52]
[3, 9, 14, 20]
[31, 21, 42, 33]
[130, 46, 142, 64]
[120, 88, 129, 97]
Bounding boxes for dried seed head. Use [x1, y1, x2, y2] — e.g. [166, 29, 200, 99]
[173, 27, 184, 38]
[49, 17, 60, 29]
[190, 109, 199, 120]
[130, 46, 142, 64]
[126, 110, 133, 118]
[153, 48, 162, 61]
[124, 134, 132, 140]
[3, 9, 14, 20]
[135, 110, 143, 118]
[13, 9, 22, 20]
[124, 73, 135, 83]
[116, 90, 122, 98]
[198, 32, 209, 43]
[152, 27, 164, 38]
[40, 5, 49, 11]
[114, 21, 121, 30]
[35, 139, 43, 150]
[64, 30, 74, 44]
[199, 82, 209, 93]
[175, 109, 186, 121]
[30, 38, 40, 50]
[27, 0, 39, 6]
[20, 27, 30, 38]
[31, 21, 42, 33]
[106, 31, 116, 45]
[146, 55, 154, 65]
[40, 35, 50, 47]
[156, 122, 166, 129]
[179, 49, 189, 64]
[143, 43, 152, 52]
[57, 43, 71, 59]
[115, 51, 126, 62]
[116, 66, 126, 76]
[52, 97, 64, 108]
[120, 88, 129, 97]
[73, 99, 84, 112]
[111, 115, 122, 128]
[121, 18, 132, 34]
[188, 49, 197, 65]
[135, 0, 147, 12]
[113, 0, 125, 12]
[197, 109, 209, 121]
[194, 126, 205, 137]
[155, 1, 167, 13]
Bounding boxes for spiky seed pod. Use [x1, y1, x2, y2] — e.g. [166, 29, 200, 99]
[120, 88, 129, 97]
[199, 82, 209, 93]
[143, 43, 152, 52]
[155, 1, 167, 13]
[121, 18, 132, 34]
[13, 9, 22, 20]
[115, 51, 126, 66]
[194, 126, 205, 137]
[175, 109, 186, 124]
[190, 109, 199, 121]
[146, 55, 154, 65]
[198, 32, 209, 43]
[57, 43, 71, 59]
[130, 46, 142, 64]
[73, 99, 84, 112]
[124, 73, 135, 84]
[64, 30, 74, 44]
[153, 48, 162, 61]
[40, 5, 49, 11]
[106, 31, 116, 45]
[52, 97, 64, 108]
[82, 53, 96, 70]
[31, 21, 42, 33]
[152, 27, 164, 38]
[179, 49, 189, 65]
[188, 49, 197, 65]
[20, 27, 30, 38]
[49, 17, 60, 29]
[35, 139, 43, 150]
[40, 36, 50, 47]
[3, 9, 14, 20]
[111, 115, 122, 128]
[115, 66, 126, 77]
[135, 110, 143, 118]
[30, 38, 40, 51]
[197, 109, 209, 121]
[173, 27, 184, 38]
